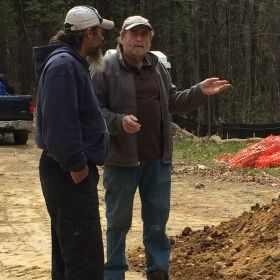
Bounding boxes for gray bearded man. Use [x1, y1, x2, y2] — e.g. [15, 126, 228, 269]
[33, 6, 114, 280]
[92, 15, 231, 280]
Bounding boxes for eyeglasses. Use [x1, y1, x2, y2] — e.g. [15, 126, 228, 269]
[91, 7, 103, 24]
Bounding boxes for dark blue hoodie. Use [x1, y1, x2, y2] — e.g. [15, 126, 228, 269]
[33, 43, 109, 171]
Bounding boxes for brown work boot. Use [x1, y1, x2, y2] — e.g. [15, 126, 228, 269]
[147, 270, 168, 280]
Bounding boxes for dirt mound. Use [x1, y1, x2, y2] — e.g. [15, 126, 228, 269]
[129, 196, 280, 280]
[171, 122, 199, 140]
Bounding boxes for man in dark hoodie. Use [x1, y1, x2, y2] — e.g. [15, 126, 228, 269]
[33, 6, 114, 280]
[91, 16, 231, 280]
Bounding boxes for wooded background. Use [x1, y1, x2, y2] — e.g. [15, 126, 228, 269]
[1, 0, 280, 126]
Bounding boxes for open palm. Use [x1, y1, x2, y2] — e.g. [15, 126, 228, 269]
[199, 77, 231, 96]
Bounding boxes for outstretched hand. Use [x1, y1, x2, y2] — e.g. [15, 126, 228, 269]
[199, 77, 231, 96]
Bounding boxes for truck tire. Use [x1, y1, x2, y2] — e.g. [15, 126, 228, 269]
[14, 131, 28, 145]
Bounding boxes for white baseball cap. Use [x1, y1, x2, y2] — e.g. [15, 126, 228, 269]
[64, 6, 114, 31]
[122, 16, 153, 30]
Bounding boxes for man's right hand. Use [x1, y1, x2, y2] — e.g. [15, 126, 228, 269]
[122, 115, 141, 134]
[71, 164, 89, 184]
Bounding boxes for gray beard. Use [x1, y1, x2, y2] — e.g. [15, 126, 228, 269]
[88, 48, 105, 77]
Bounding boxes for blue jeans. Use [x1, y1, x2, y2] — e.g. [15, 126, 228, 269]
[103, 160, 172, 280]
[39, 151, 104, 280]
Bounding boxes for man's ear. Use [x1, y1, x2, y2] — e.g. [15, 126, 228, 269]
[91, 27, 98, 36]
[85, 28, 92, 39]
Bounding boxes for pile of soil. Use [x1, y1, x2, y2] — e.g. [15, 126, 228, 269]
[129, 170, 280, 280]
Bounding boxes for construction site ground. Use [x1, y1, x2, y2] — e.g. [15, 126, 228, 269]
[1, 132, 280, 280]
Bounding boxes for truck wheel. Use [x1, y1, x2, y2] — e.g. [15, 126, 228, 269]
[14, 132, 28, 145]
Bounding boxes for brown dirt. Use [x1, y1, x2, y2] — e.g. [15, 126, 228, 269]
[1, 132, 280, 280]
[129, 166, 280, 280]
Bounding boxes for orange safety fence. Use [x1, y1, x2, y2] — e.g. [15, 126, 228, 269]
[255, 151, 280, 168]
[216, 135, 280, 168]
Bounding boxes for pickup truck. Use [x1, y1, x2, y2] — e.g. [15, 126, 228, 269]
[0, 94, 34, 145]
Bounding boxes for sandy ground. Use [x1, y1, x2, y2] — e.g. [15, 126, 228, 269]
[1, 133, 280, 279]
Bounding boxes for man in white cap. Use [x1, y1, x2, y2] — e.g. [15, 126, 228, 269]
[33, 6, 114, 280]
[92, 15, 230, 280]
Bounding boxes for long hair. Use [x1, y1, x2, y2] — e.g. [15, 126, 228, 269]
[49, 28, 84, 50]
[49, 25, 99, 50]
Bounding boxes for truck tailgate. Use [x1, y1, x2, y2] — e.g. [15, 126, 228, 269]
[0, 95, 33, 121]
